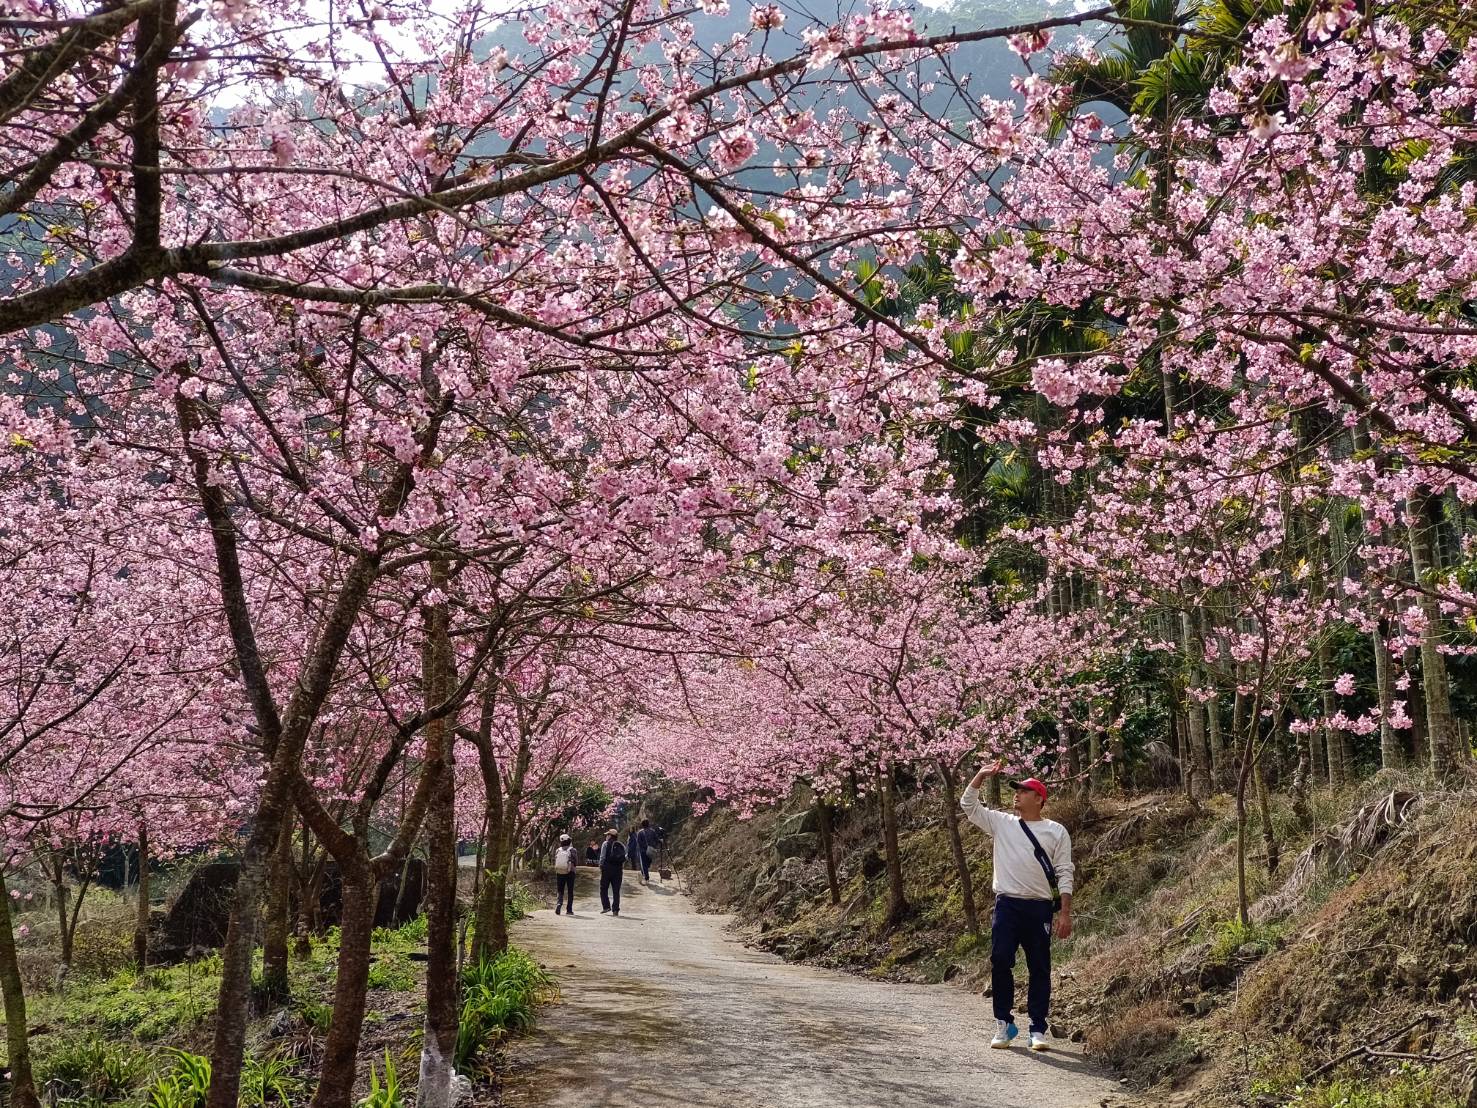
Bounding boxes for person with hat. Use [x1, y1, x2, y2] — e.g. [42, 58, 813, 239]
[552, 833, 580, 916]
[962, 761, 1075, 1052]
[596, 827, 627, 916]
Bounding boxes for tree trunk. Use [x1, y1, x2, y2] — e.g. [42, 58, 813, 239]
[1372, 619, 1401, 770]
[877, 762, 908, 930]
[309, 865, 376, 1108]
[51, 855, 72, 982]
[260, 817, 294, 1004]
[207, 765, 296, 1108]
[134, 824, 151, 972]
[418, 569, 466, 1108]
[0, 869, 40, 1108]
[815, 798, 840, 907]
[1410, 493, 1459, 776]
[935, 760, 979, 936]
[1317, 639, 1346, 786]
[1255, 749, 1279, 877]
[418, 760, 463, 1107]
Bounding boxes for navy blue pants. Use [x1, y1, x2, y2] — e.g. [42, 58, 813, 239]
[637, 850, 651, 881]
[991, 895, 1054, 1033]
[555, 872, 575, 911]
[600, 866, 623, 913]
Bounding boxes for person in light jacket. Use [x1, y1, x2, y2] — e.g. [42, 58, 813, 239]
[961, 761, 1075, 1053]
[552, 834, 579, 916]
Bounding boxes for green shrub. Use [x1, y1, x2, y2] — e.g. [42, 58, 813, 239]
[145, 1050, 211, 1108]
[454, 948, 553, 1074]
[296, 998, 333, 1035]
[504, 882, 539, 924]
[358, 1052, 402, 1108]
[37, 1038, 151, 1103]
[1204, 917, 1280, 962]
[239, 1053, 302, 1108]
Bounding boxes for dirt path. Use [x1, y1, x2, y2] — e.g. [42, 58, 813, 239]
[504, 869, 1123, 1108]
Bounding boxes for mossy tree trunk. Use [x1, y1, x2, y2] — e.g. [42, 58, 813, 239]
[0, 868, 39, 1108]
[877, 761, 908, 930]
[815, 798, 840, 907]
[260, 816, 294, 1003]
[936, 759, 979, 936]
[133, 823, 151, 971]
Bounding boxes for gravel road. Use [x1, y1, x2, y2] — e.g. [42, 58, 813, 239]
[504, 868, 1124, 1108]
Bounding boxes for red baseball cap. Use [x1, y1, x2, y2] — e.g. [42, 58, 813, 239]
[1010, 778, 1048, 802]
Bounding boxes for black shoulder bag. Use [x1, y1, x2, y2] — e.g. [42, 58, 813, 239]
[1018, 819, 1062, 914]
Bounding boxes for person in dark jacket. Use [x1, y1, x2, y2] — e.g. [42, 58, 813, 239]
[633, 818, 654, 883]
[597, 828, 626, 916]
[584, 840, 600, 866]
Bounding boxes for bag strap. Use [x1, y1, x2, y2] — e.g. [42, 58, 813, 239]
[1018, 819, 1061, 906]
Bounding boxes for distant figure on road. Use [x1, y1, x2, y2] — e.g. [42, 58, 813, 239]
[961, 761, 1075, 1053]
[633, 818, 655, 883]
[553, 834, 579, 916]
[585, 840, 600, 866]
[598, 828, 626, 916]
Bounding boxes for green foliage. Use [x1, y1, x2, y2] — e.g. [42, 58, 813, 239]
[365, 954, 415, 992]
[371, 913, 427, 947]
[454, 947, 553, 1074]
[145, 1051, 211, 1108]
[37, 1038, 151, 1103]
[239, 1054, 302, 1108]
[358, 1052, 402, 1108]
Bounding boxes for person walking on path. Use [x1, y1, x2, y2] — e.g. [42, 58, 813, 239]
[598, 828, 626, 916]
[553, 834, 580, 916]
[961, 762, 1075, 1052]
[633, 819, 655, 883]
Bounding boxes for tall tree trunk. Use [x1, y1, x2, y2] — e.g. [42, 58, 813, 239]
[1317, 640, 1346, 786]
[309, 865, 376, 1108]
[1372, 618, 1401, 771]
[877, 762, 908, 930]
[134, 824, 151, 972]
[0, 869, 39, 1108]
[260, 817, 294, 1004]
[815, 798, 840, 907]
[935, 760, 979, 936]
[1180, 611, 1212, 796]
[418, 569, 466, 1108]
[51, 854, 72, 983]
[1409, 492, 1459, 776]
[1255, 749, 1279, 877]
[419, 761, 463, 1107]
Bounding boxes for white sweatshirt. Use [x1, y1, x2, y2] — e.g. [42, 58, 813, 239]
[960, 785, 1075, 901]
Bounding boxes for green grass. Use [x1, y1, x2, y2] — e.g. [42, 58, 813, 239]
[35, 959, 224, 1041]
[366, 954, 416, 992]
[1262, 1065, 1465, 1108]
[1202, 917, 1282, 962]
[36, 1038, 153, 1103]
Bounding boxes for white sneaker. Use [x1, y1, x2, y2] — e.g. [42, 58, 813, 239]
[1029, 1031, 1049, 1051]
[990, 1020, 1019, 1049]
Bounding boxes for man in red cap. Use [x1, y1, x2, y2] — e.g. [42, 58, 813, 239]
[962, 761, 1075, 1052]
